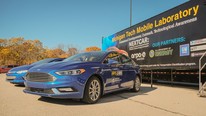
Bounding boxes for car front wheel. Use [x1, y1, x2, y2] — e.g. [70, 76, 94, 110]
[132, 75, 141, 92]
[82, 76, 101, 104]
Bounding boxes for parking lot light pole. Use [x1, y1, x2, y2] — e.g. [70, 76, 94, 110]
[130, 0, 132, 27]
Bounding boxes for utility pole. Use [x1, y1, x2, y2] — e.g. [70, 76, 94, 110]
[130, 0, 132, 27]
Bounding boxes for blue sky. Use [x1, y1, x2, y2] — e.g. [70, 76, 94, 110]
[0, 0, 188, 50]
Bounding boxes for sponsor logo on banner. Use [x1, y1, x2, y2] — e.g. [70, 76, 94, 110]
[131, 52, 146, 61]
[191, 51, 206, 57]
[190, 38, 206, 46]
[190, 44, 206, 52]
[149, 50, 155, 58]
[128, 37, 149, 50]
[180, 44, 190, 56]
[149, 47, 173, 58]
[112, 71, 123, 76]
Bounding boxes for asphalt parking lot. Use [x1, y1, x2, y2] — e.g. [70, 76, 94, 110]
[0, 74, 206, 116]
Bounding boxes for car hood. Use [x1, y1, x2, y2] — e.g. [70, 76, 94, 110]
[9, 65, 33, 72]
[29, 61, 98, 72]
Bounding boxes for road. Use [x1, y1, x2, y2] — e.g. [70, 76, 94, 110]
[0, 74, 206, 116]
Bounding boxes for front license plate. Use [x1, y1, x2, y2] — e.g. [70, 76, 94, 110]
[30, 88, 44, 93]
[6, 76, 16, 80]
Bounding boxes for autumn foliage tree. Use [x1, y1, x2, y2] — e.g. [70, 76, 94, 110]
[85, 46, 101, 52]
[0, 37, 80, 65]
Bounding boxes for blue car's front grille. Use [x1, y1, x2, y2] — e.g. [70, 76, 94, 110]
[25, 87, 54, 94]
[25, 72, 55, 82]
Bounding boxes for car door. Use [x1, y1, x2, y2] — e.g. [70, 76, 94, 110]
[102, 52, 123, 92]
[119, 54, 136, 88]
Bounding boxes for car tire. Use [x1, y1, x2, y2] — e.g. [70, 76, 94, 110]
[82, 76, 102, 104]
[132, 75, 141, 92]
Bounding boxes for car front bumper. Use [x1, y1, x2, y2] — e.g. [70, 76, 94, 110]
[6, 73, 25, 85]
[23, 88, 82, 98]
[23, 77, 85, 99]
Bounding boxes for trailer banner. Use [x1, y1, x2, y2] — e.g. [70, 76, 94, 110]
[102, 1, 206, 69]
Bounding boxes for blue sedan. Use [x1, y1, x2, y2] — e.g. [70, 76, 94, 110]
[6, 58, 64, 85]
[23, 51, 141, 104]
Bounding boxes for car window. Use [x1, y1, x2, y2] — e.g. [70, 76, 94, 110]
[8, 65, 14, 68]
[31, 58, 56, 65]
[64, 52, 105, 62]
[2, 65, 8, 68]
[120, 55, 133, 65]
[103, 52, 121, 64]
[53, 59, 64, 62]
[14, 65, 18, 67]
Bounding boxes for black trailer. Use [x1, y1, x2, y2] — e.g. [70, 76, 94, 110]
[102, 0, 206, 86]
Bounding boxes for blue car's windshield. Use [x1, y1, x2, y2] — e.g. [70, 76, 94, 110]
[31, 58, 55, 65]
[64, 52, 106, 62]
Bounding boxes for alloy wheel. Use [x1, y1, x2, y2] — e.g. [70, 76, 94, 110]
[89, 80, 101, 101]
[135, 76, 141, 91]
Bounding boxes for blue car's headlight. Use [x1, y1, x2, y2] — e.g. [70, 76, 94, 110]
[55, 69, 85, 75]
[17, 70, 28, 74]
[8, 71, 17, 74]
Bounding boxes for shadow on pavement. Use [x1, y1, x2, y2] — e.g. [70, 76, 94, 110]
[14, 84, 25, 87]
[38, 97, 85, 105]
[38, 85, 157, 105]
[98, 86, 157, 104]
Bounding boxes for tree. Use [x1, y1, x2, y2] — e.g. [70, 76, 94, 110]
[0, 37, 81, 66]
[85, 46, 101, 52]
